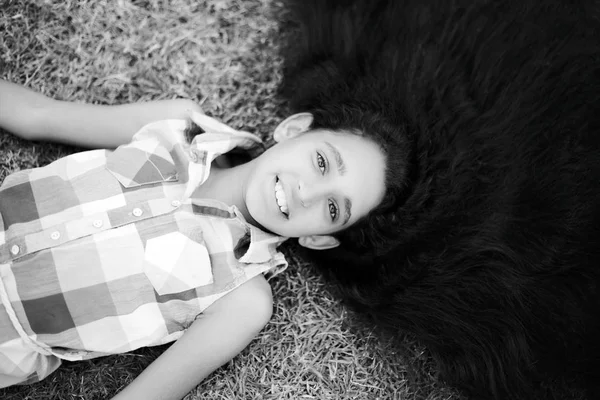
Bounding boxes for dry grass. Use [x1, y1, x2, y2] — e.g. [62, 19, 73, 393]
[0, 1, 462, 399]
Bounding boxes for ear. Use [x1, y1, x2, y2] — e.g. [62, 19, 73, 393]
[298, 235, 340, 250]
[273, 113, 314, 142]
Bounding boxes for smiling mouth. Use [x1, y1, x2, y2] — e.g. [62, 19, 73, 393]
[275, 176, 289, 218]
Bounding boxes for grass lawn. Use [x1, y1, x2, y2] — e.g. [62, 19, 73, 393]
[0, 1, 458, 399]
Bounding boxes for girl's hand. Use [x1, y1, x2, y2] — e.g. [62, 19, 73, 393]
[0, 79, 202, 149]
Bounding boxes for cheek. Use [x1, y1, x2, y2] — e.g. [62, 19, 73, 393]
[246, 179, 267, 214]
[289, 209, 330, 236]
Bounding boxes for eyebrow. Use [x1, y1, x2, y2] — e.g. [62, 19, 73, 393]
[324, 141, 352, 225]
[325, 141, 346, 175]
[343, 198, 352, 225]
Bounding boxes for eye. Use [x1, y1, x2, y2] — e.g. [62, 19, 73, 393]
[316, 152, 327, 175]
[328, 199, 338, 222]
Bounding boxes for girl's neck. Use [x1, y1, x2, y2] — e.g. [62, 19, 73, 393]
[192, 159, 257, 225]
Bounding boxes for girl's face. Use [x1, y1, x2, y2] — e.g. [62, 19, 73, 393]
[243, 129, 386, 238]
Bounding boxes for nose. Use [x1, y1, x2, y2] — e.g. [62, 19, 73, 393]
[297, 180, 329, 207]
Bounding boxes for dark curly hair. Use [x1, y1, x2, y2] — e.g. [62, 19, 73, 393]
[279, 0, 600, 399]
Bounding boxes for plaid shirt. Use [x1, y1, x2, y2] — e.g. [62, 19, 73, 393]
[0, 112, 287, 362]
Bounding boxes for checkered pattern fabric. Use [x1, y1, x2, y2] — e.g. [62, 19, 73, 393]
[0, 112, 287, 387]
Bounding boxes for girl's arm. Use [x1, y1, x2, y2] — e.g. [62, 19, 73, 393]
[111, 275, 274, 400]
[0, 79, 202, 149]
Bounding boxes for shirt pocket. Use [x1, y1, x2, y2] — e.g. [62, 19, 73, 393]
[143, 231, 214, 295]
[106, 138, 178, 188]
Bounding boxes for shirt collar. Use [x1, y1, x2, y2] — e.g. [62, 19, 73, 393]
[188, 111, 265, 153]
[230, 206, 288, 264]
[182, 112, 265, 199]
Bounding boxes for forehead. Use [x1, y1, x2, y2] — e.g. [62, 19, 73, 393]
[305, 129, 387, 222]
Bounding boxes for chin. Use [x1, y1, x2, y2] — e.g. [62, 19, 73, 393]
[247, 212, 280, 236]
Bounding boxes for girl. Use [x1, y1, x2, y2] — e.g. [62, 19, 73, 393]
[0, 79, 408, 399]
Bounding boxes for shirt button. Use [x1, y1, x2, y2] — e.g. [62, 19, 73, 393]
[171, 200, 181, 208]
[10, 245, 20, 255]
[93, 219, 103, 228]
[50, 231, 61, 240]
[132, 208, 143, 217]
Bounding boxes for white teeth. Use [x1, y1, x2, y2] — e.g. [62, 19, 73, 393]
[275, 179, 288, 215]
